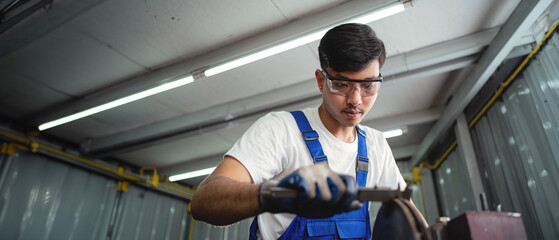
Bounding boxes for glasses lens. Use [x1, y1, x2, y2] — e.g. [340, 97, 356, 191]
[327, 78, 380, 97]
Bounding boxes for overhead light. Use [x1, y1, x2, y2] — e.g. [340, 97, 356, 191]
[204, 2, 405, 77]
[38, 76, 194, 131]
[169, 167, 216, 182]
[383, 128, 404, 139]
[205, 30, 328, 77]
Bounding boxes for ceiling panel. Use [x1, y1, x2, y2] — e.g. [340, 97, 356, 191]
[115, 120, 253, 167]
[68, 0, 309, 69]
[0, 26, 147, 97]
[369, 0, 520, 56]
[366, 73, 450, 119]
[272, 0, 345, 20]
[0, 68, 68, 119]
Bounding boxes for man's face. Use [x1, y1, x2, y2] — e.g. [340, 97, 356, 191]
[316, 60, 381, 128]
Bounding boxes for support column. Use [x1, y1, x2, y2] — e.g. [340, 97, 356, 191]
[454, 113, 485, 211]
[419, 168, 440, 224]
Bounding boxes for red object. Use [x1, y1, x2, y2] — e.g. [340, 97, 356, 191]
[446, 211, 527, 240]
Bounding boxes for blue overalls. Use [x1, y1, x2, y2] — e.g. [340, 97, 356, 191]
[250, 111, 371, 239]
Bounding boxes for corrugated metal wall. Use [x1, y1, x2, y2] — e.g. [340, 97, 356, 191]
[433, 149, 476, 219]
[470, 29, 559, 240]
[0, 150, 117, 239]
[0, 148, 190, 240]
[112, 184, 189, 240]
[190, 217, 251, 240]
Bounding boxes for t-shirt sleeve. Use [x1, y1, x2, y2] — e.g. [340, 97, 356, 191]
[225, 112, 289, 184]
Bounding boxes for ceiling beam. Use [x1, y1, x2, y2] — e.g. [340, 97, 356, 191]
[409, 0, 553, 168]
[362, 108, 442, 131]
[82, 27, 536, 157]
[380, 26, 498, 76]
[392, 145, 419, 160]
[28, 0, 402, 126]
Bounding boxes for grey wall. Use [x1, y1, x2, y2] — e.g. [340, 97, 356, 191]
[0, 149, 190, 240]
[469, 30, 559, 239]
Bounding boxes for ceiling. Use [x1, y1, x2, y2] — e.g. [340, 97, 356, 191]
[1, 0, 556, 186]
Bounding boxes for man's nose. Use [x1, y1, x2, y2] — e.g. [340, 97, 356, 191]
[347, 87, 362, 106]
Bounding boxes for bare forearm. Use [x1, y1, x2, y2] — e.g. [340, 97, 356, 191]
[191, 175, 263, 225]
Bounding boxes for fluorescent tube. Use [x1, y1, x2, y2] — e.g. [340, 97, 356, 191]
[383, 128, 404, 139]
[39, 76, 194, 131]
[205, 3, 405, 77]
[205, 30, 328, 77]
[169, 167, 216, 181]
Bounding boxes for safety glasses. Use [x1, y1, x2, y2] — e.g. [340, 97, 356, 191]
[322, 69, 383, 97]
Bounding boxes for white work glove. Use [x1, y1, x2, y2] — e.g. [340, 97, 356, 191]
[259, 163, 362, 218]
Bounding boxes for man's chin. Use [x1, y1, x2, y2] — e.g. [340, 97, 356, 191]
[339, 118, 361, 127]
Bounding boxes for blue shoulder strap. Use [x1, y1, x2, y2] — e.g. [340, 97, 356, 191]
[290, 110, 369, 187]
[290, 111, 328, 163]
[355, 126, 369, 187]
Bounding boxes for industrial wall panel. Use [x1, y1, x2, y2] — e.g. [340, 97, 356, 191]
[190, 217, 251, 240]
[0, 150, 118, 240]
[433, 150, 477, 219]
[112, 184, 188, 240]
[469, 30, 559, 239]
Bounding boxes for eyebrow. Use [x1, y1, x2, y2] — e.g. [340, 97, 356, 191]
[323, 70, 382, 82]
[333, 75, 378, 80]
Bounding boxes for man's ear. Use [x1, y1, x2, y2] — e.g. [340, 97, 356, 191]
[315, 69, 324, 93]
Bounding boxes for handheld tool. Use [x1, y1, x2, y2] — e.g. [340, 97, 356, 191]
[260, 184, 412, 203]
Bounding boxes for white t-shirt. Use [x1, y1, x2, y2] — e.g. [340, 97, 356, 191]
[225, 107, 405, 239]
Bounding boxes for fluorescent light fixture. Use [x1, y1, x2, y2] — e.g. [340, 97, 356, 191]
[383, 128, 404, 139]
[205, 30, 328, 77]
[205, 3, 405, 77]
[39, 76, 194, 131]
[169, 167, 216, 182]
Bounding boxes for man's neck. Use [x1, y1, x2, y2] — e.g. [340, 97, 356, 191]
[318, 105, 356, 143]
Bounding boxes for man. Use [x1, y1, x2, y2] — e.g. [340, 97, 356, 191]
[191, 23, 424, 239]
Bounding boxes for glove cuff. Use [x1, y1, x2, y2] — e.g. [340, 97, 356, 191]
[259, 180, 283, 213]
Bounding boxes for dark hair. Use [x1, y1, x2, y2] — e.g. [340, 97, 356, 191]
[318, 23, 386, 72]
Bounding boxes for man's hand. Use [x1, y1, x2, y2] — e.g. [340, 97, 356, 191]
[259, 163, 362, 218]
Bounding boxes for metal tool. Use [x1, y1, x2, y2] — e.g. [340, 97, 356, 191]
[261, 184, 412, 203]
